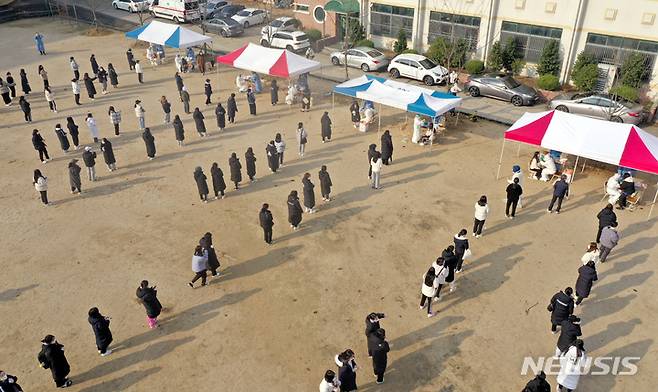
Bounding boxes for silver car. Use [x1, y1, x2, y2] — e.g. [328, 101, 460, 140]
[330, 47, 389, 72]
[548, 93, 646, 124]
[203, 16, 244, 37]
[465, 74, 539, 106]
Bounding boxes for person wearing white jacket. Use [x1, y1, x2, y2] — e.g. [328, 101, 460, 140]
[44, 87, 57, 112]
[473, 195, 489, 238]
[188, 245, 208, 288]
[431, 257, 450, 302]
[85, 113, 100, 143]
[420, 266, 439, 317]
[274, 132, 286, 166]
[580, 242, 600, 265]
[33, 169, 49, 205]
[135, 60, 143, 83]
[370, 152, 383, 189]
[134, 100, 146, 130]
[71, 78, 81, 105]
[557, 340, 587, 391]
[319, 369, 340, 392]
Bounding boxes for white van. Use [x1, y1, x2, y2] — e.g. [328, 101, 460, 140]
[150, 0, 201, 23]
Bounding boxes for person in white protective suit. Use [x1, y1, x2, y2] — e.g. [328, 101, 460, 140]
[605, 173, 622, 204]
[412, 115, 423, 144]
[540, 151, 557, 181]
[359, 106, 376, 133]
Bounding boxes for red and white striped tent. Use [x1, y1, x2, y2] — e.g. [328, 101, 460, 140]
[497, 110, 658, 216]
[216, 43, 321, 78]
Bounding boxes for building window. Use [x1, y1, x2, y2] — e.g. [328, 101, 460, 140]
[293, 3, 310, 14]
[500, 21, 562, 63]
[313, 6, 326, 23]
[585, 33, 658, 73]
[370, 3, 414, 39]
[428, 11, 480, 52]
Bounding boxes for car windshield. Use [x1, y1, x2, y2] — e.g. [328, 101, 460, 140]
[236, 10, 249, 16]
[418, 58, 436, 69]
[271, 20, 284, 27]
[367, 50, 383, 58]
[502, 76, 520, 88]
[185, 1, 199, 10]
[295, 34, 308, 41]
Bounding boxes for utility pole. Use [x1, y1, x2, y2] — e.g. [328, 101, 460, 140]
[344, 12, 349, 79]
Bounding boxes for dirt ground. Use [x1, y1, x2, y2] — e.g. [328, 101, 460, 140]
[1, 19, 657, 391]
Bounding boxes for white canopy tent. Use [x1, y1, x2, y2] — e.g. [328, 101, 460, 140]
[125, 21, 212, 49]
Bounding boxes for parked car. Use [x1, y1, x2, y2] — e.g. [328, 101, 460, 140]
[203, 16, 244, 37]
[548, 93, 647, 124]
[261, 16, 297, 35]
[231, 8, 268, 28]
[112, 0, 149, 12]
[260, 30, 310, 52]
[202, 0, 229, 16]
[465, 74, 539, 106]
[214, 4, 244, 18]
[330, 47, 389, 72]
[387, 54, 448, 85]
[150, 0, 201, 23]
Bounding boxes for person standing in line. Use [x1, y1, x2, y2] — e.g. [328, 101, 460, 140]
[548, 175, 569, 214]
[350, 100, 360, 128]
[371, 329, 389, 384]
[370, 152, 383, 190]
[210, 162, 226, 199]
[172, 114, 185, 147]
[126, 49, 135, 70]
[44, 87, 57, 113]
[229, 152, 242, 190]
[0, 78, 12, 106]
[287, 190, 303, 230]
[555, 315, 582, 357]
[160, 96, 172, 124]
[204, 79, 212, 105]
[599, 222, 619, 263]
[227, 93, 238, 123]
[365, 312, 384, 356]
[200, 232, 220, 277]
[547, 287, 575, 333]
[0, 370, 24, 392]
[575, 260, 597, 306]
[246, 88, 256, 115]
[302, 173, 316, 213]
[135, 100, 146, 131]
[66, 117, 80, 150]
[142, 128, 156, 160]
[19, 96, 31, 122]
[192, 107, 207, 137]
[580, 242, 600, 265]
[90, 54, 100, 76]
[274, 133, 286, 166]
[270, 79, 279, 106]
[87, 307, 113, 357]
[107, 63, 119, 89]
[431, 257, 450, 302]
[296, 122, 308, 157]
[181, 86, 191, 114]
[194, 166, 209, 203]
[442, 245, 458, 292]
[175, 72, 184, 100]
[19, 68, 31, 95]
[175, 54, 183, 73]
[136, 280, 162, 329]
[37, 335, 72, 388]
[319, 369, 340, 392]
[319, 165, 333, 202]
[97, 66, 108, 94]
[32, 129, 50, 163]
[189, 245, 208, 287]
[100, 138, 117, 172]
[34, 32, 46, 55]
[473, 195, 489, 238]
[596, 203, 617, 243]
[505, 177, 523, 219]
[266, 141, 279, 173]
[556, 340, 587, 392]
[85, 113, 100, 143]
[453, 229, 469, 273]
[522, 371, 551, 392]
[54, 124, 70, 153]
[336, 350, 358, 392]
[33, 169, 49, 206]
[300, 89, 311, 112]
[245, 147, 257, 182]
[420, 266, 439, 317]
[135, 60, 144, 83]
[108, 106, 122, 136]
[321, 111, 332, 143]
[82, 146, 97, 181]
[367, 144, 377, 180]
[83, 72, 97, 100]
[215, 102, 226, 132]
[68, 159, 82, 194]
[259, 203, 274, 245]
[71, 78, 82, 105]
[38, 65, 49, 89]
[5, 72, 16, 98]
[380, 130, 393, 165]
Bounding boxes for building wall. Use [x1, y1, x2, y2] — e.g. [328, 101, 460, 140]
[292, 0, 338, 38]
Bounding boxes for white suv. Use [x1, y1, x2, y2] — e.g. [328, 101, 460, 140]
[387, 54, 448, 85]
[260, 31, 310, 52]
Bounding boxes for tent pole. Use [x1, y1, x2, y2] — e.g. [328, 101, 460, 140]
[571, 156, 580, 183]
[516, 143, 521, 157]
[332, 92, 335, 110]
[581, 158, 587, 173]
[378, 103, 382, 134]
[496, 138, 506, 180]
[648, 183, 658, 220]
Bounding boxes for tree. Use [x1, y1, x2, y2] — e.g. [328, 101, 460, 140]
[393, 29, 408, 54]
[572, 63, 599, 91]
[487, 41, 503, 72]
[502, 37, 522, 71]
[620, 53, 649, 88]
[347, 20, 365, 44]
[537, 40, 561, 76]
[570, 51, 596, 78]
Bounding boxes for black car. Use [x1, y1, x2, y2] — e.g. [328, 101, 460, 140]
[203, 16, 244, 37]
[213, 4, 244, 18]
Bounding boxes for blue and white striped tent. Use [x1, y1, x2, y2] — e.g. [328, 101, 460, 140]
[333, 75, 461, 117]
[125, 21, 212, 49]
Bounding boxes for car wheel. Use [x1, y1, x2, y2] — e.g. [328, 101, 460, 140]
[611, 116, 623, 123]
[173, 16, 181, 23]
[113, 3, 118, 9]
[331, 57, 340, 66]
[511, 95, 523, 106]
[285, 45, 293, 51]
[555, 105, 569, 113]
[390, 68, 400, 78]
[361, 63, 370, 72]
[260, 40, 269, 47]
[468, 86, 480, 97]
[244, 22, 249, 28]
[220, 30, 228, 37]
[423, 76, 434, 86]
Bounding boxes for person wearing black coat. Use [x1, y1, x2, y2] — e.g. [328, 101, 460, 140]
[19, 68, 31, 95]
[371, 329, 390, 384]
[547, 287, 574, 333]
[380, 130, 393, 165]
[100, 138, 116, 171]
[210, 162, 226, 199]
[321, 111, 332, 142]
[160, 96, 172, 124]
[175, 72, 184, 99]
[367, 144, 378, 179]
[172, 114, 185, 147]
[245, 147, 257, 181]
[192, 107, 207, 137]
[194, 166, 209, 202]
[32, 129, 50, 163]
[575, 260, 598, 305]
[246, 88, 256, 115]
[547, 175, 569, 214]
[618, 173, 636, 209]
[505, 177, 523, 218]
[336, 350, 357, 392]
[181, 87, 191, 114]
[302, 172, 316, 213]
[259, 203, 274, 244]
[215, 103, 226, 131]
[200, 232, 220, 276]
[442, 245, 458, 292]
[19, 96, 31, 122]
[365, 312, 384, 356]
[66, 117, 80, 150]
[555, 315, 582, 356]
[126, 49, 135, 70]
[204, 79, 212, 105]
[228, 152, 242, 190]
[266, 141, 279, 173]
[596, 203, 617, 243]
[142, 128, 156, 160]
[270, 79, 278, 105]
[522, 371, 551, 392]
[107, 63, 119, 88]
[38, 335, 72, 388]
[5, 72, 16, 98]
[349, 100, 360, 128]
[83, 73, 97, 100]
[54, 124, 70, 152]
[69, 159, 82, 194]
[227, 93, 238, 123]
[87, 307, 113, 356]
[97, 66, 108, 94]
[287, 190, 303, 230]
[319, 165, 333, 201]
[90, 54, 99, 76]
[136, 280, 162, 329]
[0, 371, 23, 392]
[453, 229, 469, 273]
[82, 146, 97, 181]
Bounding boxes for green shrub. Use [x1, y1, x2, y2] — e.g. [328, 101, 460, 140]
[290, 18, 302, 29]
[537, 74, 560, 90]
[355, 39, 375, 48]
[393, 30, 408, 54]
[572, 63, 599, 91]
[304, 29, 322, 43]
[503, 37, 523, 71]
[425, 37, 468, 68]
[571, 51, 596, 78]
[487, 41, 503, 72]
[401, 48, 418, 54]
[610, 84, 640, 102]
[537, 40, 561, 76]
[511, 59, 526, 75]
[465, 60, 484, 74]
[620, 53, 650, 88]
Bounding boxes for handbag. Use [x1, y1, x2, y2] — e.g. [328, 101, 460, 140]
[462, 249, 472, 260]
